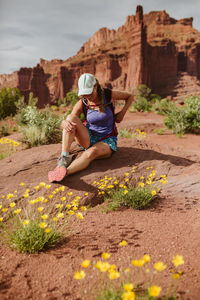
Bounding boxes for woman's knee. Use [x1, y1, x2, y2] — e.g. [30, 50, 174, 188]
[66, 113, 79, 123]
[84, 147, 99, 161]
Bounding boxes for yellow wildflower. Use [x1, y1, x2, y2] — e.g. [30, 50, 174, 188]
[2, 208, 8, 213]
[143, 254, 150, 263]
[38, 196, 44, 202]
[23, 219, 30, 226]
[48, 195, 54, 199]
[68, 192, 73, 196]
[39, 222, 47, 228]
[123, 283, 134, 292]
[14, 190, 17, 193]
[29, 200, 35, 205]
[132, 259, 145, 267]
[172, 255, 184, 267]
[60, 186, 65, 191]
[125, 173, 129, 176]
[13, 209, 22, 214]
[61, 197, 66, 201]
[0, 217, 3, 222]
[66, 204, 71, 209]
[57, 213, 64, 218]
[124, 268, 131, 273]
[34, 186, 40, 190]
[7, 193, 14, 199]
[23, 193, 29, 198]
[84, 192, 88, 196]
[53, 217, 58, 222]
[73, 206, 78, 211]
[39, 182, 46, 187]
[80, 206, 87, 211]
[101, 252, 111, 260]
[154, 261, 166, 271]
[108, 271, 120, 280]
[20, 182, 25, 186]
[38, 207, 44, 212]
[124, 190, 128, 195]
[95, 261, 110, 272]
[81, 260, 90, 268]
[55, 204, 63, 209]
[119, 240, 127, 246]
[67, 210, 74, 215]
[41, 214, 48, 220]
[76, 212, 84, 220]
[139, 182, 144, 188]
[45, 184, 51, 189]
[151, 190, 157, 196]
[73, 270, 85, 280]
[9, 202, 16, 208]
[148, 286, 161, 297]
[45, 228, 51, 233]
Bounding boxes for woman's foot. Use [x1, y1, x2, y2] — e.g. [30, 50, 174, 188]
[48, 155, 72, 183]
[48, 166, 67, 183]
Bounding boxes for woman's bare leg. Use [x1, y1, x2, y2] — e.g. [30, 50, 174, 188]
[61, 114, 90, 152]
[67, 142, 112, 175]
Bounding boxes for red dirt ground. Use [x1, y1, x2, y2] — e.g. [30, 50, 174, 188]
[0, 112, 200, 300]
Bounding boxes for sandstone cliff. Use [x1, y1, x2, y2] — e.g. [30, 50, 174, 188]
[1, 6, 200, 106]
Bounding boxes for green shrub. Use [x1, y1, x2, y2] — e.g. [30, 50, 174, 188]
[105, 186, 155, 211]
[131, 84, 161, 112]
[164, 95, 200, 135]
[9, 219, 61, 253]
[153, 98, 176, 115]
[118, 129, 133, 138]
[0, 123, 10, 137]
[16, 93, 62, 146]
[95, 287, 122, 300]
[58, 91, 79, 107]
[132, 97, 153, 112]
[0, 88, 23, 119]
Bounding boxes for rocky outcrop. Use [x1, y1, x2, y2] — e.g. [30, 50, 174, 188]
[1, 6, 200, 106]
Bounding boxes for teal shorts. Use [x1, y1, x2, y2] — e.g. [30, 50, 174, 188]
[88, 129, 117, 152]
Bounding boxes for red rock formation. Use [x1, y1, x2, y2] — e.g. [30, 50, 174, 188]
[1, 5, 200, 105]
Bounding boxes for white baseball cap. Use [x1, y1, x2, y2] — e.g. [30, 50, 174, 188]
[78, 73, 97, 96]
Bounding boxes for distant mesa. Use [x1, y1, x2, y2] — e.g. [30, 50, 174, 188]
[1, 5, 200, 107]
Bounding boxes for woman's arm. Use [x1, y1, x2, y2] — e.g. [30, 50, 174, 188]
[111, 90, 134, 123]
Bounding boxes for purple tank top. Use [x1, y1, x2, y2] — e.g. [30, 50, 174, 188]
[86, 104, 114, 136]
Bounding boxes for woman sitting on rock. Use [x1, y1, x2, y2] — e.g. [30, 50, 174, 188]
[48, 73, 134, 183]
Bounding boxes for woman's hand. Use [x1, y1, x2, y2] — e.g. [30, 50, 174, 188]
[61, 119, 76, 133]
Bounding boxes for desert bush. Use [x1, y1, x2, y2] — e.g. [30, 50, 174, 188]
[164, 95, 200, 135]
[153, 98, 176, 115]
[58, 91, 79, 107]
[9, 219, 61, 253]
[16, 93, 62, 146]
[0, 88, 23, 119]
[118, 129, 133, 138]
[0, 123, 10, 137]
[131, 84, 161, 112]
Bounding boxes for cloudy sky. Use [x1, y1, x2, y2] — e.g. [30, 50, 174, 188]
[0, 0, 200, 75]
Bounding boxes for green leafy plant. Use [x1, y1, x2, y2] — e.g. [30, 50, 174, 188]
[105, 186, 155, 211]
[16, 93, 62, 147]
[0, 88, 23, 119]
[58, 91, 79, 107]
[164, 95, 200, 135]
[118, 129, 133, 138]
[153, 98, 176, 115]
[0, 123, 10, 137]
[9, 219, 61, 253]
[154, 128, 166, 135]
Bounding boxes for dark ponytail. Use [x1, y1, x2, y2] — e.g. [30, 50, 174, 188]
[96, 80, 104, 112]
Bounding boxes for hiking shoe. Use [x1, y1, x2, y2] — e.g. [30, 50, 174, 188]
[48, 166, 67, 183]
[57, 155, 72, 168]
